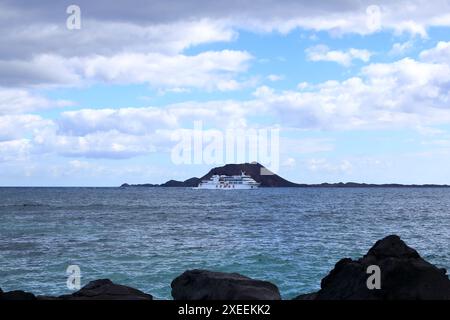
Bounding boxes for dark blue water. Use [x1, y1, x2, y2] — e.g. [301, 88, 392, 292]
[0, 187, 449, 299]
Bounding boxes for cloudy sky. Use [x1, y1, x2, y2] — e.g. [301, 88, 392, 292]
[1, 0, 450, 186]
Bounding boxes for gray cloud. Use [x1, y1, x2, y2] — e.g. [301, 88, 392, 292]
[1, 0, 360, 26]
[2, 0, 450, 59]
[2, 0, 450, 89]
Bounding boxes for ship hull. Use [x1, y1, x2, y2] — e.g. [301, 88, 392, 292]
[193, 184, 258, 190]
[193, 172, 260, 189]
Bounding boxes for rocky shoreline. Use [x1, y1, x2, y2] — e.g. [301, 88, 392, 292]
[1, 235, 449, 300]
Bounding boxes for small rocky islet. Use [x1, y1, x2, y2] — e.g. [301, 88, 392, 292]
[1, 235, 449, 300]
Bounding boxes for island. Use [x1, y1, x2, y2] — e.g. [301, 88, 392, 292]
[120, 162, 450, 188]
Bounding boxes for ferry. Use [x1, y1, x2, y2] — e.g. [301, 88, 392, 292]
[194, 172, 260, 189]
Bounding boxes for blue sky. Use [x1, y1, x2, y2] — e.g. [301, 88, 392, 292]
[1, 0, 450, 186]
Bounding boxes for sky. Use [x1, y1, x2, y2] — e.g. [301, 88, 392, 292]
[1, 0, 450, 186]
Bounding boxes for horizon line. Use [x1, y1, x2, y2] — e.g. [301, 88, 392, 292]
[1, 182, 450, 188]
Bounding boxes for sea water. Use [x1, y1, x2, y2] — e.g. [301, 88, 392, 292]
[0, 187, 449, 299]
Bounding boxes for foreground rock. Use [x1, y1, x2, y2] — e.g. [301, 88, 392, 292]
[295, 235, 450, 300]
[58, 279, 153, 300]
[0, 288, 36, 300]
[171, 269, 281, 300]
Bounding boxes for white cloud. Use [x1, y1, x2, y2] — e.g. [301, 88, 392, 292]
[0, 50, 252, 91]
[58, 107, 179, 136]
[421, 139, 450, 147]
[41, 130, 158, 159]
[281, 137, 335, 154]
[267, 74, 284, 82]
[0, 88, 73, 115]
[389, 40, 414, 56]
[0, 139, 31, 162]
[282, 157, 296, 168]
[297, 82, 310, 90]
[305, 45, 372, 66]
[2, 41, 450, 163]
[0, 100, 250, 159]
[252, 43, 450, 130]
[57, 100, 249, 137]
[306, 158, 352, 173]
[225, 2, 439, 37]
[419, 41, 450, 63]
[69, 160, 93, 170]
[0, 18, 236, 60]
[81, 50, 252, 90]
[0, 114, 54, 141]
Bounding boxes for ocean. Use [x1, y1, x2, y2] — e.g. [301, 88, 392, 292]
[0, 187, 449, 299]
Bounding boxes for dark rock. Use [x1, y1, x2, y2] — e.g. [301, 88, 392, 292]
[161, 179, 195, 187]
[36, 295, 62, 300]
[120, 182, 157, 187]
[181, 177, 202, 187]
[300, 235, 450, 300]
[0, 290, 36, 300]
[366, 235, 420, 259]
[292, 292, 318, 300]
[59, 279, 153, 300]
[171, 269, 281, 300]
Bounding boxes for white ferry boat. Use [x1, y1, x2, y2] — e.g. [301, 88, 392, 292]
[194, 172, 260, 189]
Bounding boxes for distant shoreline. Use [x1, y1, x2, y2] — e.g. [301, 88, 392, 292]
[120, 183, 450, 188]
[1, 184, 450, 188]
[119, 162, 450, 188]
